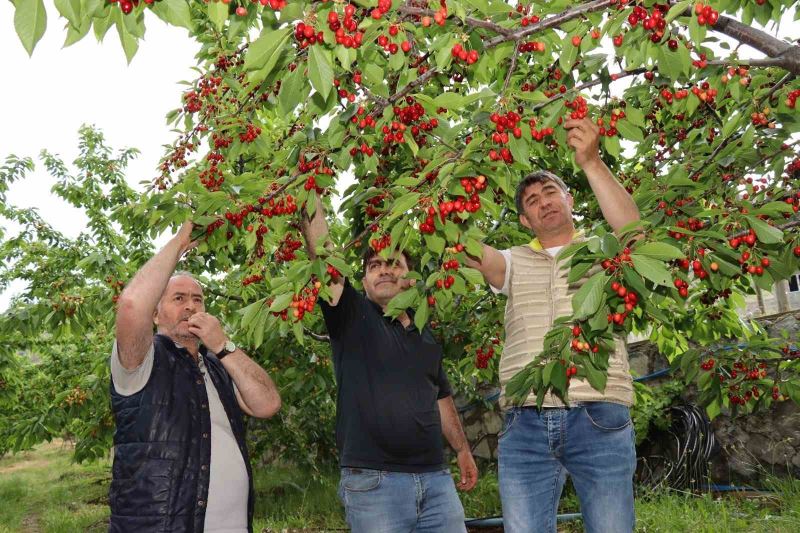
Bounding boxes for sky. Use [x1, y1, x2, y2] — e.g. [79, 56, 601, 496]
[0, 1, 198, 311]
[0, 3, 796, 312]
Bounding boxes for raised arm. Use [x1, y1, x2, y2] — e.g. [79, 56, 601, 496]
[115, 222, 196, 370]
[464, 243, 507, 291]
[565, 118, 640, 232]
[300, 191, 344, 306]
[186, 313, 281, 419]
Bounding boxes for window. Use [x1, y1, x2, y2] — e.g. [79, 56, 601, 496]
[789, 273, 800, 293]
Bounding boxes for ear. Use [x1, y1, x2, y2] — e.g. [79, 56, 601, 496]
[567, 192, 574, 210]
[519, 213, 532, 231]
[153, 309, 159, 327]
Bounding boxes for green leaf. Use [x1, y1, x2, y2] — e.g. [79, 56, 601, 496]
[308, 45, 334, 101]
[567, 262, 595, 284]
[387, 192, 421, 221]
[559, 33, 579, 73]
[745, 216, 783, 245]
[550, 363, 568, 393]
[268, 292, 293, 312]
[705, 398, 721, 420]
[583, 361, 607, 393]
[603, 134, 620, 158]
[414, 298, 429, 332]
[572, 271, 608, 320]
[207, 0, 228, 32]
[634, 242, 685, 260]
[14, 0, 47, 56]
[666, 0, 691, 24]
[424, 234, 445, 255]
[150, 0, 195, 32]
[386, 287, 418, 316]
[434, 92, 464, 109]
[631, 254, 673, 287]
[54, 0, 81, 28]
[600, 233, 620, 258]
[114, 10, 138, 64]
[614, 119, 644, 142]
[461, 267, 484, 287]
[624, 106, 645, 128]
[63, 17, 91, 47]
[364, 63, 385, 92]
[508, 135, 529, 167]
[244, 27, 291, 75]
[589, 304, 610, 331]
[657, 46, 683, 81]
[292, 320, 304, 346]
[278, 64, 308, 116]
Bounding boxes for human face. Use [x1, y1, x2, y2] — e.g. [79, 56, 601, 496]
[154, 275, 205, 343]
[362, 254, 410, 308]
[518, 179, 575, 237]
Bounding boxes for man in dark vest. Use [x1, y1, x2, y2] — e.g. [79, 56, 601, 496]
[110, 221, 281, 532]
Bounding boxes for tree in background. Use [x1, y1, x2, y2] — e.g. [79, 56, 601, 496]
[3, 0, 800, 464]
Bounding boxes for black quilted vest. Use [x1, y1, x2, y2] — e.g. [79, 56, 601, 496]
[109, 334, 254, 532]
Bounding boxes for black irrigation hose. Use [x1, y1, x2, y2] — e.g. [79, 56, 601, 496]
[638, 404, 716, 491]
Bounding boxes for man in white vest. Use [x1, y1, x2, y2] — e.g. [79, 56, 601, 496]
[466, 117, 641, 532]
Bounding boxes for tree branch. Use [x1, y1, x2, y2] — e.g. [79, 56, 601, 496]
[502, 42, 520, 94]
[529, 68, 647, 112]
[710, 15, 800, 75]
[484, 0, 616, 49]
[397, 5, 513, 36]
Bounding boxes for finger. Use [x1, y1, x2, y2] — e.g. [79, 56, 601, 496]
[564, 118, 589, 131]
[567, 130, 584, 142]
[567, 132, 585, 148]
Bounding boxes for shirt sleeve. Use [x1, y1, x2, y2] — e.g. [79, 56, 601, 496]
[436, 360, 453, 399]
[110, 340, 154, 397]
[319, 278, 361, 338]
[488, 248, 512, 296]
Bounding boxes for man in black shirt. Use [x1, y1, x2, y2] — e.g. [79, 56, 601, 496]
[302, 194, 477, 533]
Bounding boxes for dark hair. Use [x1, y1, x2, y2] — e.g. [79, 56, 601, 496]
[362, 247, 416, 272]
[514, 170, 569, 214]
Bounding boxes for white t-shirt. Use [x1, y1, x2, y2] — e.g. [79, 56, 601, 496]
[111, 342, 249, 533]
[491, 246, 564, 295]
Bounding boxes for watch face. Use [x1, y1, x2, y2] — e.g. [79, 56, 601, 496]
[224, 340, 236, 353]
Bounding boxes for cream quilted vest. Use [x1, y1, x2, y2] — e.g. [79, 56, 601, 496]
[501, 245, 634, 408]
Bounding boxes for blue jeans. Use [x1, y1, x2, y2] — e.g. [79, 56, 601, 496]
[338, 467, 466, 533]
[498, 402, 636, 533]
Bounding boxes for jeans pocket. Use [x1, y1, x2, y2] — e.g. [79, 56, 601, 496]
[341, 468, 383, 492]
[582, 402, 631, 431]
[497, 408, 519, 439]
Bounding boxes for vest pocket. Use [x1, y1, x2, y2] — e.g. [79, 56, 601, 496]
[110, 458, 175, 516]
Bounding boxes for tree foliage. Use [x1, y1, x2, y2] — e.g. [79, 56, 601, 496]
[4, 0, 800, 462]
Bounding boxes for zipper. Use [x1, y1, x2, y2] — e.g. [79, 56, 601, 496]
[548, 252, 558, 405]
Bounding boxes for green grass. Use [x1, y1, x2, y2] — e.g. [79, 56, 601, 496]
[0, 441, 109, 533]
[1, 443, 799, 532]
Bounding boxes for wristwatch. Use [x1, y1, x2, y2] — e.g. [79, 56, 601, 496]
[215, 339, 236, 359]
